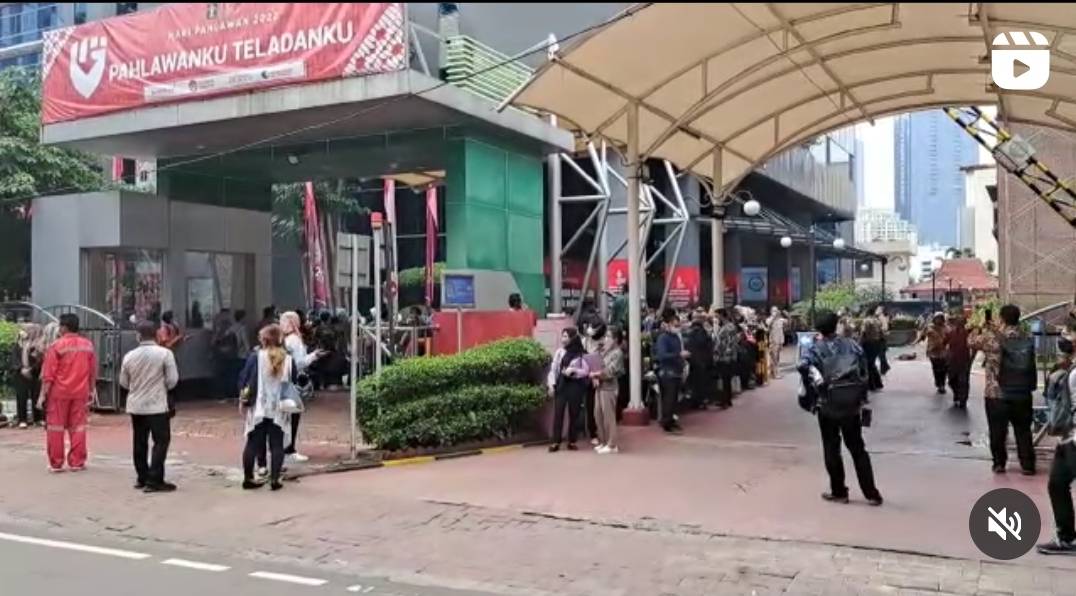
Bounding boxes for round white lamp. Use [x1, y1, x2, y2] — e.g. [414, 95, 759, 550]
[832, 238, 846, 250]
[743, 199, 761, 217]
[780, 236, 792, 248]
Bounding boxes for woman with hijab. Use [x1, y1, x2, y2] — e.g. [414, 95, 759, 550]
[546, 327, 591, 452]
[240, 324, 295, 490]
[277, 311, 325, 462]
[13, 323, 46, 428]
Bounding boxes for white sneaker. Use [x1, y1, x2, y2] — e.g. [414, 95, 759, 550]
[593, 443, 606, 452]
[255, 467, 268, 479]
[18, 422, 28, 429]
[286, 453, 310, 463]
[590, 438, 600, 446]
[596, 445, 619, 455]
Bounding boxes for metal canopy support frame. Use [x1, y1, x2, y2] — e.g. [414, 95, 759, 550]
[549, 139, 692, 319]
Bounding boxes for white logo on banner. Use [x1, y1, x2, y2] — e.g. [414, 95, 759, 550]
[991, 31, 1050, 91]
[69, 36, 108, 99]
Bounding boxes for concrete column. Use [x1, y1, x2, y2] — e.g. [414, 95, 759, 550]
[548, 132, 563, 314]
[622, 102, 648, 425]
[711, 150, 724, 309]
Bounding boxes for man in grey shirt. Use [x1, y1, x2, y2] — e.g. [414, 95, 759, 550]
[120, 321, 179, 493]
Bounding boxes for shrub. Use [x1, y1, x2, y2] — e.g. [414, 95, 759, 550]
[0, 321, 18, 399]
[398, 263, 445, 289]
[357, 338, 550, 450]
[362, 385, 546, 450]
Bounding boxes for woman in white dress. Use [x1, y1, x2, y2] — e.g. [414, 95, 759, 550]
[241, 324, 295, 491]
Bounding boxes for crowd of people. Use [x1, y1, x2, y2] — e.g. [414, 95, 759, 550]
[8, 290, 1076, 554]
[546, 284, 798, 452]
[1, 305, 362, 494]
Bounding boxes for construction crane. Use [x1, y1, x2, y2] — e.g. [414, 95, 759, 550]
[945, 106, 1076, 228]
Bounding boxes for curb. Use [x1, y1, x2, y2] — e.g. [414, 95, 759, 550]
[284, 440, 547, 480]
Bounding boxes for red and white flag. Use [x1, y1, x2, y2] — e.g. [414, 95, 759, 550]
[303, 182, 330, 309]
[425, 186, 438, 305]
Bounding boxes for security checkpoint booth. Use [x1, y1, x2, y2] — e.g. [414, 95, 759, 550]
[33, 3, 571, 392]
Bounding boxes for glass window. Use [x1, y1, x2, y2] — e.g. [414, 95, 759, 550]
[88, 249, 164, 325]
[184, 251, 253, 329]
[116, 3, 138, 16]
[74, 3, 87, 24]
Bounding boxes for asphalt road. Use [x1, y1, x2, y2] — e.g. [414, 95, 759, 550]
[0, 527, 489, 596]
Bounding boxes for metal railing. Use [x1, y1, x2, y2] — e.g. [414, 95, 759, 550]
[443, 34, 533, 104]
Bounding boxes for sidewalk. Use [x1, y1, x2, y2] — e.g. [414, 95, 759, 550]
[2, 348, 1076, 594]
[0, 390, 359, 469]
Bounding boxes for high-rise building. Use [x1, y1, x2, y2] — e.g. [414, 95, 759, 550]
[893, 110, 979, 247]
[855, 209, 918, 245]
[0, 3, 159, 70]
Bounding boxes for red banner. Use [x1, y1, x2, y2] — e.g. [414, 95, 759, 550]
[607, 259, 629, 293]
[41, 3, 405, 124]
[425, 186, 438, 306]
[667, 266, 700, 308]
[304, 182, 330, 309]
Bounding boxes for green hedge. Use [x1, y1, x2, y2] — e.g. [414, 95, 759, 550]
[0, 321, 19, 399]
[357, 338, 550, 450]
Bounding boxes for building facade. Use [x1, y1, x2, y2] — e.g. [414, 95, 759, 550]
[893, 110, 979, 248]
[959, 165, 998, 270]
[0, 3, 159, 69]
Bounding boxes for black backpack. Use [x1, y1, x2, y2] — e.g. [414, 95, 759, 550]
[819, 340, 867, 417]
[998, 335, 1036, 397]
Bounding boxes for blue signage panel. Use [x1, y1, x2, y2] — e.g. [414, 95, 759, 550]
[443, 274, 476, 308]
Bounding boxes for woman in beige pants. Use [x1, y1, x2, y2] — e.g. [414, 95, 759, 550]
[590, 325, 625, 454]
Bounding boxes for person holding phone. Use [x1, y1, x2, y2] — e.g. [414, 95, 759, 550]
[547, 327, 590, 452]
[278, 311, 326, 463]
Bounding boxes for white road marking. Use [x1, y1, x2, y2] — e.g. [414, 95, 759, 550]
[346, 586, 376, 593]
[161, 558, 230, 572]
[0, 531, 151, 560]
[249, 571, 328, 586]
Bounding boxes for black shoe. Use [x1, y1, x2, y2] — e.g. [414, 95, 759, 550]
[242, 480, 264, 490]
[866, 495, 884, 507]
[1021, 468, 1037, 476]
[936, 388, 946, 395]
[1038, 539, 1076, 555]
[992, 464, 1006, 474]
[270, 481, 284, 491]
[566, 443, 579, 451]
[143, 482, 176, 493]
[134, 480, 146, 490]
[821, 492, 850, 504]
[548, 444, 560, 453]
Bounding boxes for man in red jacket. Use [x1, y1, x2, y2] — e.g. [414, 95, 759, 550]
[37, 314, 97, 472]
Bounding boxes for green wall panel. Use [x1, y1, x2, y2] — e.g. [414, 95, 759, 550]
[464, 204, 509, 270]
[507, 212, 543, 275]
[465, 140, 507, 209]
[506, 153, 544, 217]
[444, 136, 545, 315]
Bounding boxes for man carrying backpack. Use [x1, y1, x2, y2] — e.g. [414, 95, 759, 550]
[969, 304, 1037, 475]
[798, 311, 883, 507]
[1040, 338, 1076, 555]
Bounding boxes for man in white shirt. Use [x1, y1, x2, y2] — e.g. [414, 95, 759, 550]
[120, 321, 179, 493]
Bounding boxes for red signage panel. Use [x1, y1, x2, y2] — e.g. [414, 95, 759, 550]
[41, 3, 406, 124]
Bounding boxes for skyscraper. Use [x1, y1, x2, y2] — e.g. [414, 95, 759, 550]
[892, 110, 979, 247]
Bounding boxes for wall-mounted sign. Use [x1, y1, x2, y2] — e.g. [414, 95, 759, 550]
[443, 274, 476, 309]
[741, 267, 768, 303]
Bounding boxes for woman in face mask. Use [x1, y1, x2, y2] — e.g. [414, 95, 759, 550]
[590, 325, 624, 454]
[546, 327, 591, 452]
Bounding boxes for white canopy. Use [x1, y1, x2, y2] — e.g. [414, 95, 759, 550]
[512, 2, 1076, 190]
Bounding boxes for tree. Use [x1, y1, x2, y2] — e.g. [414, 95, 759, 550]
[0, 69, 104, 298]
[985, 259, 996, 274]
